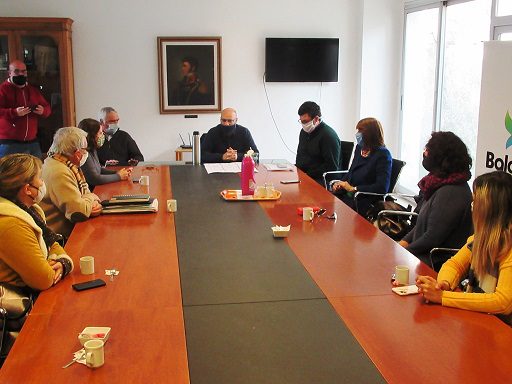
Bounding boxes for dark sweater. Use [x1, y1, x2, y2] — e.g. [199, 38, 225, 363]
[335, 145, 392, 214]
[341, 145, 392, 193]
[81, 149, 121, 189]
[295, 121, 340, 184]
[201, 124, 258, 163]
[97, 130, 144, 166]
[403, 183, 473, 263]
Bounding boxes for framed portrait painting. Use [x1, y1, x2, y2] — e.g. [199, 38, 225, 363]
[158, 36, 222, 114]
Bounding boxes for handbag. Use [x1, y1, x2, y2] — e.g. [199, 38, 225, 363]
[0, 283, 33, 359]
[365, 200, 416, 241]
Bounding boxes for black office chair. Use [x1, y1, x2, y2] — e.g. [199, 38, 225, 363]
[322, 140, 354, 189]
[429, 247, 459, 271]
[353, 158, 406, 213]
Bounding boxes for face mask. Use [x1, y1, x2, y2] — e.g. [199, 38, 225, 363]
[422, 154, 434, 172]
[355, 131, 364, 147]
[301, 120, 316, 133]
[29, 182, 46, 204]
[223, 124, 236, 136]
[79, 150, 89, 167]
[12, 75, 27, 86]
[96, 134, 105, 148]
[105, 123, 119, 136]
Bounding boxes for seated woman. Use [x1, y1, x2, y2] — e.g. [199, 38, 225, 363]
[399, 132, 472, 269]
[416, 171, 512, 325]
[78, 118, 131, 189]
[331, 117, 392, 214]
[40, 127, 103, 238]
[0, 153, 73, 291]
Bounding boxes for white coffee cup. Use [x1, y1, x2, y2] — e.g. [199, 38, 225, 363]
[303, 207, 314, 221]
[254, 186, 266, 198]
[84, 339, 104, 368]
[395, 265, 409, 285]
[167, 199, 177, 212]
[139, 175, 150, 186]
[80, 256, 94, 275]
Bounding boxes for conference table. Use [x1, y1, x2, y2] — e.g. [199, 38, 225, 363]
[1, 164, 512, 383]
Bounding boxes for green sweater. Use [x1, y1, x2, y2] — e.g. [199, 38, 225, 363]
[295, 121, 341, 183]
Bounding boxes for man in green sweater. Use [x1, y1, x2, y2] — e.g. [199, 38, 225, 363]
[295, 101, 341, 184]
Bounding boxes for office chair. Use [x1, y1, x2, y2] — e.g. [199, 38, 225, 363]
[353, 158, 406, 213]
[322, 140, 354, 189]
[429, 247, 459, 271]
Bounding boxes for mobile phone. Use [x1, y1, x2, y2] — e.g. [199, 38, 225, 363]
[280, 180, 300, 184]
[72, 279, 106, 292]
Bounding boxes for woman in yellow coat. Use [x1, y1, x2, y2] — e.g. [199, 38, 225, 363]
[416, 171, 512, 324]
[0, 153, 73, 291]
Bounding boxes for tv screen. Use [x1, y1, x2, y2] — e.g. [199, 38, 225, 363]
[265, 38, 339, 82]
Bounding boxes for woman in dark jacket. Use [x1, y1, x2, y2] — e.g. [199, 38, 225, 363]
[331, 117, 392, 214]
[399, 131, 473, 270]
[78, 118, 131, 189]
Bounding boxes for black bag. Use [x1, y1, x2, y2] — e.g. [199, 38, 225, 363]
[365, 200, 416, 241]
[0, 284, 33, 359]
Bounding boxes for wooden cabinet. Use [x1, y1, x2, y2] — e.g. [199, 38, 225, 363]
[0, 17, 75, 153]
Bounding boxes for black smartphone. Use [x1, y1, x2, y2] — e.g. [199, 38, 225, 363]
[280, 180, 300, 184]
[72, 279, 106, 292]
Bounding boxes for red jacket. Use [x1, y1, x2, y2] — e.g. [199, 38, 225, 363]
[0, 79, 51, 141]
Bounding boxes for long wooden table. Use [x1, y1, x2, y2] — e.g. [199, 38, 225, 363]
[1, 164, 511, 383]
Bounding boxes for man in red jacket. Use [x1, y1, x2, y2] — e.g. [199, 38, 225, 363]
[0, 59, 51, 158]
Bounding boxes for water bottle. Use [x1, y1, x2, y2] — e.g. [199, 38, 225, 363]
[241, 153, 255, 196]
[192, 131, 200, 165]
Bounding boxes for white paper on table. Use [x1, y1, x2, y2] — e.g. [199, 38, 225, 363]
[262, 163, 295, 171]
[204, 162, 259, 174]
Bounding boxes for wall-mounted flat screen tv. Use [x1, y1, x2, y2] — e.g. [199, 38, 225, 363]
[265, 38, 339, 82]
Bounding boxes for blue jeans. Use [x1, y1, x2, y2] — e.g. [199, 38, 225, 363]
[0, 141, 42, 158]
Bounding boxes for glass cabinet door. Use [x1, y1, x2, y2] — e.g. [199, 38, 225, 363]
[0, 35, 8, 81]
[21, 34, 63, 153]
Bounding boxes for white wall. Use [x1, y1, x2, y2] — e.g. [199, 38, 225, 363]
[0, 1, 405, 163]
[360, 0, 405, 157]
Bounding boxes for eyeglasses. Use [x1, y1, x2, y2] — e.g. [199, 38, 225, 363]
[220, 118, 236, 124]
[298, 118, 313, 124]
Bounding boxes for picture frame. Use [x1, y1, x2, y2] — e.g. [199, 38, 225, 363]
[158, 36, 222, 114]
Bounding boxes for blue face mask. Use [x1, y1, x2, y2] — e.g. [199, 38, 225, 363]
[355, 131, 364, 147]
[104, 123, 119, 136]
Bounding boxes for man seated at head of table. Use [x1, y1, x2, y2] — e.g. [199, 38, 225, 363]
[0, 153, 73, 291]
[78, 118, 132, 189]
[40, 127, 102, 238]
[295, 101, 341, 185]
[201, 107, 259, 163]
[96, 106, 144, 166]
[416, 171, 512, 325]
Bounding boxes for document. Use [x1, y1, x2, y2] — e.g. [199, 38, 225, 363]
[262, 163, 295, 171]
[204, 162, 259, 174]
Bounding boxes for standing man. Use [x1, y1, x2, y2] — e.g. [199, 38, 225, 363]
[0, 60, 51, 158]
[96, 106, 144, 166]
[296, 101, 341, 184]
[201, 107, 259, 163]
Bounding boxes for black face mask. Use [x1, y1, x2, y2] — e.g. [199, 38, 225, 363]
[11, 75, 27, 86]
[422, 154, 434, 172]
[223, 124, 236, 136]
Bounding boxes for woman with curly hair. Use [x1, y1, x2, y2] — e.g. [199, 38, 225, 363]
[416, 171, 512, 324]
[331, 117, 392, 214]
[399, 131, 473, 269]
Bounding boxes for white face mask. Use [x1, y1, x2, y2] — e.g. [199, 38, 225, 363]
[29, 181, 46, 204]
[79, 150, 89, 167]
[301, 120, 316, 133]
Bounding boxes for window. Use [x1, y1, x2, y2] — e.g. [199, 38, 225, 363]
[400, 0, 491, 192]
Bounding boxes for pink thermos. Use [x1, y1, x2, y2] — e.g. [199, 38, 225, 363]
[241, 153, 255, 195]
